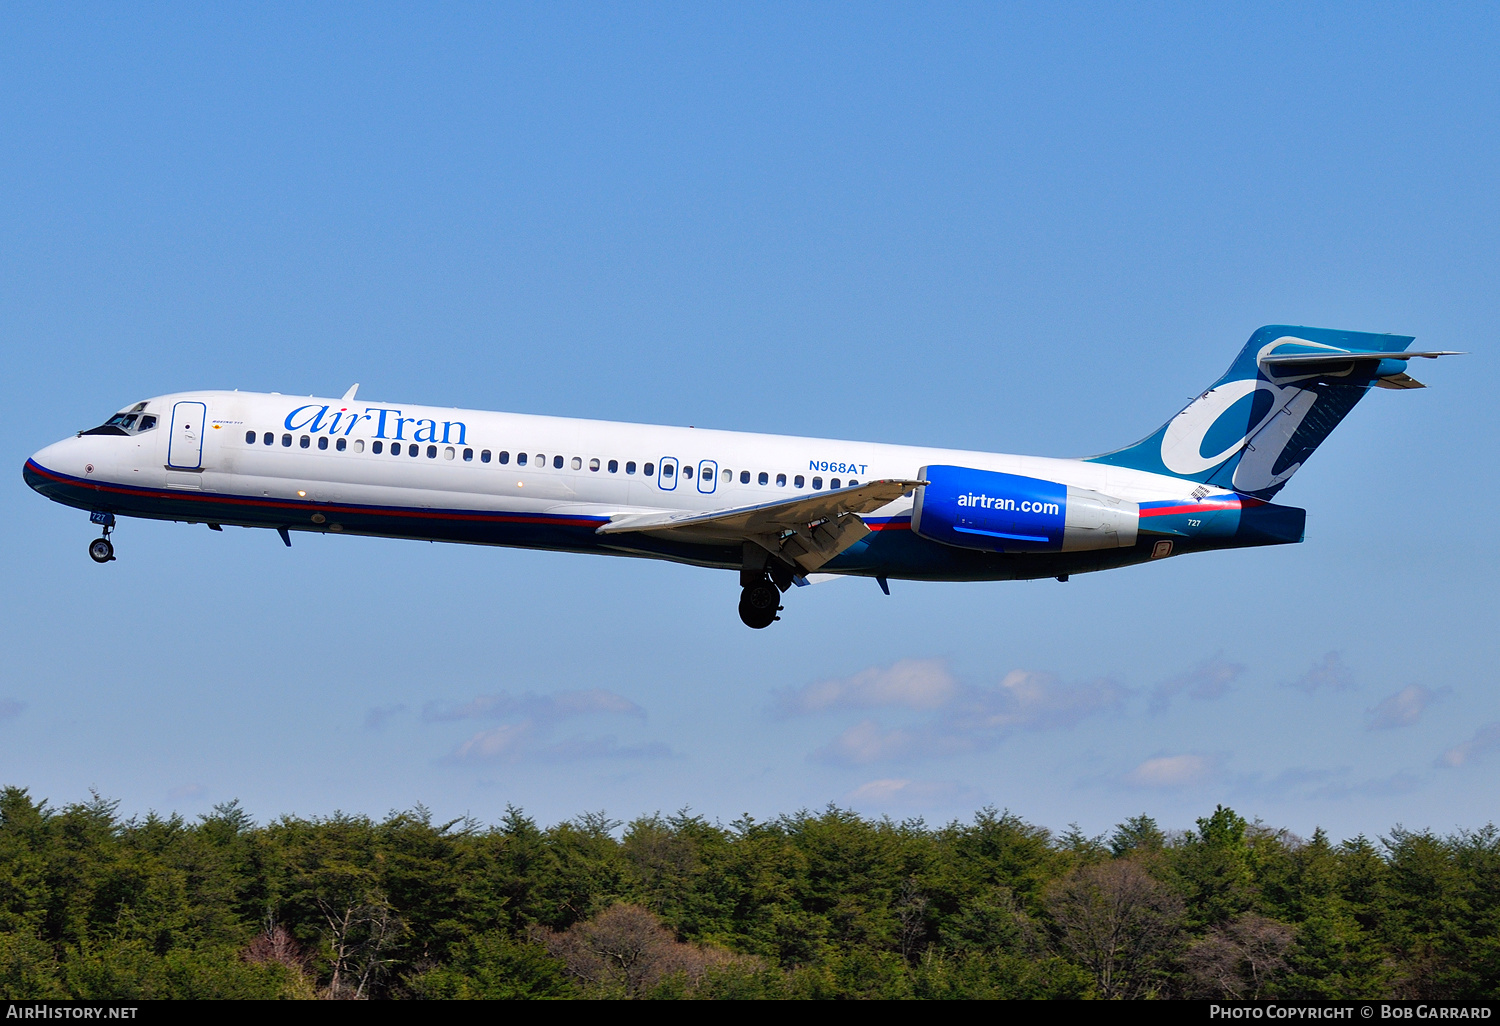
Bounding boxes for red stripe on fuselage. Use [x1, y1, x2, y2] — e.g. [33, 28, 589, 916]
[23, 461, 606, 528]
[1138, 497, 1263, 518]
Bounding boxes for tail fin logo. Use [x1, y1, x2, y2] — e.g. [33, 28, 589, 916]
[1090, 326, 1432, 498]
[1160, 378, 1263, 476]
[1159, 339, 1326, 483]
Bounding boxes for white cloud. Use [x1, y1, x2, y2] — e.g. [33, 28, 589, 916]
[845, 778, 978, 808]
[364, 704, 407, 731]
[1438, 722, 1500, 769]
[1149, 655, 1243, 713]
[539, 735, 672, 761]
[813, 720, 924, 765]
[1284, 652, 1355, 693]
[425, 689, 644, 723]
[1306, 771, 1424, 800]
[1126, 754, 1217, 788]
[809, 669, 1125, 766]
[436, 689, 661, 764]
[452, 723, 533, 762]
[963, 670, 1127, 731]
[1366, 685, 1447, 731]
[1243, 767, 1425, 801]
[448, 722, 672, 765]
[775, 659, 956, 716]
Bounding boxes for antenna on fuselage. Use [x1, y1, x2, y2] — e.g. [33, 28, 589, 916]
[341, 383, 359, 401]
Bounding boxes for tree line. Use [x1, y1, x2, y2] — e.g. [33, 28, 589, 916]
[0, 786, 1495, 999]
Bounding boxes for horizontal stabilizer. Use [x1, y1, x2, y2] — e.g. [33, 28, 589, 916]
[1258, 349, 1462, 365]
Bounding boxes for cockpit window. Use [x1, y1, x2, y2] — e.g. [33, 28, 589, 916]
[83, 405, 156, 437]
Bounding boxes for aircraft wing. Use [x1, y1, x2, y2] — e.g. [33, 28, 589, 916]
[596, 478, 924, 572]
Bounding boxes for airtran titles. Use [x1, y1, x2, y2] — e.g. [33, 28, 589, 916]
[284, 405, 468, 445]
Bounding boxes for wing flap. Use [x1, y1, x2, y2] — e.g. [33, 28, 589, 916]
[597, 478, 922, 539]
[597, 478, 925, 572]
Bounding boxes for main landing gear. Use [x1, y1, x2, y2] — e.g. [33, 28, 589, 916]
[738, 579, 782, 629]
[88, 511, 116, 564]
[738, 543, 793, 629]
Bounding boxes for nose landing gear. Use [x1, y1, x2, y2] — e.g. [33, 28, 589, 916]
[88, 511, 116, 564]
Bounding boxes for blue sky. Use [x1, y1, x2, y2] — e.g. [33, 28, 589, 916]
[2, 3, 1496, 840]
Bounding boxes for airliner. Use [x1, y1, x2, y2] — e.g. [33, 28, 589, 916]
[25, 326, 1455, 628]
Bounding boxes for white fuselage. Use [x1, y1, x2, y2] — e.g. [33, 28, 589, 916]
[27, 389, 1228, 582]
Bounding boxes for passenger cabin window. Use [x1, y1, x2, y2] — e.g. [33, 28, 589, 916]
[536, 453, 545, 466]
[373, 440, 384, 454]
[282, 434, 292, 447]
[554, 455, 564, 469]
[480, 449, 491, 463]
[740, 471, 750, 484]
[263, 432, 274, 445]
[795, 475, 805, 488]
[644, 463, 654, 476]
[590, 458, 600, 472]
[626, 461, 636, 474]
[409, 444, 419, 457]
[463, 448, 473, 462]
[812, 476, 823, 489]
[682, 465, 694, 479]
[758, 472, 768, 485]
[318, 437, 328, 450]
[245, 430, 256, 443]
[777, 473, 786, 486]
[427, 445, 437, 458]
[831, 478, 840, 489]
[847, 479, 857, 487]
[516, 453, 526, 466]
[498, 451, 509, 464]
[607, 459, 617, 473]
[353, 439, 363, 453]
[662, 463, 674, 478]
[722, 469, 732, 482]
[337, 438, 348, 451]
[444, 447, 455, 460]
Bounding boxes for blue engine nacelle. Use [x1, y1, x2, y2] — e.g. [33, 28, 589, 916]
[911, 465, 1139, 553]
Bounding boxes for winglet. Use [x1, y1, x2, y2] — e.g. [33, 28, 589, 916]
[341, 383, 360, 401]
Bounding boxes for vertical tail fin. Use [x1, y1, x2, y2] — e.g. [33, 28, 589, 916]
[1088, 325, 1448, 499]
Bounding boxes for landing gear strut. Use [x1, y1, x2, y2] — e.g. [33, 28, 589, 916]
[88, 511, 116, 564]
[738, 541, 790, 629]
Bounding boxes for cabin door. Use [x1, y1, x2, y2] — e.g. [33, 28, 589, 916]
[167, 401, 207, 470]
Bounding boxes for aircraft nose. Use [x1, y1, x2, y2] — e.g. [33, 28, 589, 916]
[24, 438, 79, 494]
